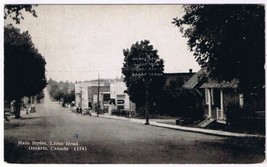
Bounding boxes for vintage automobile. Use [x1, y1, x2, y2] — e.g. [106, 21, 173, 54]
[82, 108, 92, 116]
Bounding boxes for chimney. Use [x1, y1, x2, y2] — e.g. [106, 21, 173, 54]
[189, 69, 192, 73]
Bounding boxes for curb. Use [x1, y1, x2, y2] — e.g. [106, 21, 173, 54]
[93, 113, 265, 138]
[150, 122, 265, 138]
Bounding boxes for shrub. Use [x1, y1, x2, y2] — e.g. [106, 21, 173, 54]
[226, 102, 243, 126]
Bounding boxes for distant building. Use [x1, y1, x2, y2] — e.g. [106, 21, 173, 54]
[75, 79, 132, 114]
[164, 69, 195, 88]
[88, 85, 110, 110]
[75, 81, 104, 109]
[109, 78, 136, 114]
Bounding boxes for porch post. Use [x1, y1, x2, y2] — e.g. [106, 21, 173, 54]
[239, 93, 244, 108]
[220, 89, 224, 119]
[207, 89, 212, 118]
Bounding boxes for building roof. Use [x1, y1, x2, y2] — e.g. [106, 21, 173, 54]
[164, 72, 194, 76]
[200, 79, 239, 89]
[183, 68, 239, 89]
[164, 72, 195, 88]
[183, 68, 207, 89]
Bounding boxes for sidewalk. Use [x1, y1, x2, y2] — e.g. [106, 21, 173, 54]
[4, 108, 32, 122]
[92, 113, 265, 138]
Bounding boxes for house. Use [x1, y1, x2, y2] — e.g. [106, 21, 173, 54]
[200, 79, 241, 124]
[201, 79, 265, 121]
[183, 68, 242, 124]
[183, 68, 265, 125]
[181, 68, 208, 119]
[182, 68, 207, 94]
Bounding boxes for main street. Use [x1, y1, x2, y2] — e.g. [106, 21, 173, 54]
[4, 92, 265, 164]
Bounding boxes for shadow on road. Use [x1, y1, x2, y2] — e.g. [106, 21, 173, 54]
[5, 116, 44, 121]
[4, 124, 23, 130]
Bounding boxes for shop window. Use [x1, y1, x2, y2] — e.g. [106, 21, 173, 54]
[117, 94, 125, 99]
[117, 99, 125, 104]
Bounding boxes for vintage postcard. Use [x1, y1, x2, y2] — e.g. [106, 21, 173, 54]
[2, 1, 266, 165]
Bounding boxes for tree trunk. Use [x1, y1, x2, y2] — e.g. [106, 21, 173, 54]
[14, 99, 21, 119]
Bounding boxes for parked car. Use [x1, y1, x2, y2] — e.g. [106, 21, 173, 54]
[82, 108, 92, 116]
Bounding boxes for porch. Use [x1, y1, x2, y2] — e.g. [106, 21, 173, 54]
[201, 79, 240, 124]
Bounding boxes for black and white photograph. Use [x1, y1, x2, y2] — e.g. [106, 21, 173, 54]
[2, 0, 266, 165]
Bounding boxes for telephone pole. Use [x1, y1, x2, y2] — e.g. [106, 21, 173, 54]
[122, 57, 162, 125]
[97, 73, 100, 117]
[80, 86, 83, 108]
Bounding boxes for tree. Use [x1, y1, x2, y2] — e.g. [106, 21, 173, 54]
[122, 40, 164, 114]
[4, 5, 37, 24]
[173, 5, 265, 103]
[4, 25, 47, 118]
[36, 90, 45, 103]
[47, 79, 75, 105]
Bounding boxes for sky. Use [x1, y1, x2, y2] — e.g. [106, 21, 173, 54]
[5, 4, 201, 82]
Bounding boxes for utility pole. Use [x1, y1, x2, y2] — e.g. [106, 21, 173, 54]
[143, 58, 162, 125]
[145, 80, 150, 125]
[123, 57, 162, 125]
[68, 88, 71, 108]
[80, 86, 83, 108]
[97, 73, 100, 117]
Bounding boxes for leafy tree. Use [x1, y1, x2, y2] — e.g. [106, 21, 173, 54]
[49, 84, 61, 100]
[122, 40, 164, 113]
[4, 25, 47, 118]
[36, 90, 45, 103]
[47, 79, 75, 105]
[4, 4, 37, 24]
[173, 5, 265, 103]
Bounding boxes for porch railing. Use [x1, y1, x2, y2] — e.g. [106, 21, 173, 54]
[216, 107, 226, 120]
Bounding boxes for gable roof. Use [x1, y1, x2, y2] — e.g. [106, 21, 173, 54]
[183, 68, 239, 89]
[200, 79, 239, 89]
[182, 68, 207, 89]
